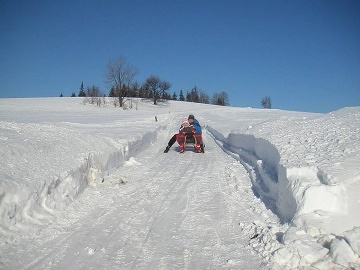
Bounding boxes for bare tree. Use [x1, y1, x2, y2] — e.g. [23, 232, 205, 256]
[261, 96, 272, 109]
[105, 56, 138, 107]
[143, 75, 171, 105]
[199, 90, 210, 104]
[211, 91, 229, 106]
[86, 85, 102, 106]
[160, 80, 171, 100]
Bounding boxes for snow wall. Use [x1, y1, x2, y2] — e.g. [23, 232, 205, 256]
[0, 128, 161, 233]
[207, 126, 346, 231]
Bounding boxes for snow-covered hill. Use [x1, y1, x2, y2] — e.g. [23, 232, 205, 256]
[0, 98, 359, 269]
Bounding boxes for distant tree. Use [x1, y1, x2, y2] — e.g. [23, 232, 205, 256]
[139, 84, 151, 99]
[261, 96, 272, 109]
[138, 86, 145, 98]
[108, 86, 116, 97]
[128, 82, 139, 97]
[194, 89, 200, 103]
[160, 81, 171, 100]
[199, 91, 210, 104]
[211, 93, 218, 105]
[212, 91, 229, 106]
[78, 82, 86, 97]
[186, 91, 190, 102]
[143, 75, 171, 105]
[190, 86, 200, 103]
[172, 91, 177, 100]
[71, 92, 76, 97]
[60, 92, 63, 97]
[86, 85, 101, 97]
[86, 85, 102, 106]
[179, 90, 185, 101]
[105, 56, 139, 107]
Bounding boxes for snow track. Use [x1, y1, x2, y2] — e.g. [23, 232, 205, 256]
[1, 121, 276, 269]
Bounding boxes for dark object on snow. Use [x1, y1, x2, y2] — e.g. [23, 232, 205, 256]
[164, 145, 170, 153]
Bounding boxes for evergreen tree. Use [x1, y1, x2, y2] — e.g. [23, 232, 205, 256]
[189, 86, 200, 103]
[128, 82, 139, 97]
[60, 92, 63, 97]
[172, 91, 177, 100]
[179, 90, 185, 101]
[78, 82, 86, 97]
[186, 91, 191, 102]
[71, 92, 76, 97]
[108, 86, 117, 97]
[165, 93, 171, 100]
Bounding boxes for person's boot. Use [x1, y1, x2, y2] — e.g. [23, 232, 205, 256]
[164, 145, 170, 153]
[180, 144, 185, 153]
[200, 143, 205, 153]
[195, 145, 202, 153]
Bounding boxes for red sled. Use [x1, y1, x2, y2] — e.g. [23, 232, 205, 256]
[176, 133, 204, 153]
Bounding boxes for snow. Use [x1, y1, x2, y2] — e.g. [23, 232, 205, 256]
[0, 97, 359, 269]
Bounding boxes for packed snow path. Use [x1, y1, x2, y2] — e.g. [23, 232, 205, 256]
[2, 120, 276, 270]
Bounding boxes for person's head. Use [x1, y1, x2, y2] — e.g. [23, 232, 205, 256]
[188, 114, 195, 123]
[182, 119, 190, 127]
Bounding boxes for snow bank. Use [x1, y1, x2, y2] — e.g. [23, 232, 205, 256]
[0, 124, 160, 231]
[208, 107, 360, 268]
[0, 98, 164, 240]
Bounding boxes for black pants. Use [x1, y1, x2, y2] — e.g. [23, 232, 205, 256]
[167, 134, 177, 147]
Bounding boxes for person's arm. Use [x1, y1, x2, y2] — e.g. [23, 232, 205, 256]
[193, 120, 202, 134]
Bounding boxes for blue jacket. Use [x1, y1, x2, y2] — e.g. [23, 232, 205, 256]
[192, 119, 202, 134]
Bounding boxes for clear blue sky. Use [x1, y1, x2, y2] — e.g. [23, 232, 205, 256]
[1, 0, 359, 113]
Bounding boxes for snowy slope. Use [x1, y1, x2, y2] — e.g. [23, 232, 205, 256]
[0, 98, 359, 269]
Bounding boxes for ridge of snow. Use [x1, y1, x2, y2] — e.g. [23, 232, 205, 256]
[0, 122, 161, 233]
[205, 107, 360, 268]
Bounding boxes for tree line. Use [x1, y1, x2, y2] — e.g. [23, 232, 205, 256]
[64, 56, 271, 109]
[64, 56, 229, 107]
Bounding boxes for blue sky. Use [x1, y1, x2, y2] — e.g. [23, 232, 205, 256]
[1, 0, 359, 113]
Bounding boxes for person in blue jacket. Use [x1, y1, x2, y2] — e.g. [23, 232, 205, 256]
[164, 114, 204, 153]
[188, 114, 202, 134]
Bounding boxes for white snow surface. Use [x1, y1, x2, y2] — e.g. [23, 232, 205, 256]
[0, 97, 359, 269]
